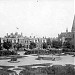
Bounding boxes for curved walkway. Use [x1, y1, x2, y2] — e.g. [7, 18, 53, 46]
[0, 51, 75, 74]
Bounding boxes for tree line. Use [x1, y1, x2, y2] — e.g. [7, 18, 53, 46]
[0, 38, 74, 51]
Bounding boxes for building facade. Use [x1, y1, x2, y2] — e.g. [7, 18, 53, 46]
[29, 36, 47, 49]
[1, 32, 47, 49]
[58, 15, 75, 50]
[1, 32, 30, 49]
[58, 29, 72, 43]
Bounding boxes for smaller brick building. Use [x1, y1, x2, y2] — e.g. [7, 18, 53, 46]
[58, 16, 75, 50]
[58, 29, 72, 43]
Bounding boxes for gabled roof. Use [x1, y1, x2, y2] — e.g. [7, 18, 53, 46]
[58, 32, 72, 39]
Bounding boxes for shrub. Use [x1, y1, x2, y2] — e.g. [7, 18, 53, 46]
[19, 65, 75, 75]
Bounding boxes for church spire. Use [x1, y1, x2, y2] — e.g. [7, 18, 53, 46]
[72, 16, 75, 32]
[71, 15, 75, 50]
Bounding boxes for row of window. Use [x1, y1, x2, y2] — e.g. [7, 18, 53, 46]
[1, 39, 47, 44]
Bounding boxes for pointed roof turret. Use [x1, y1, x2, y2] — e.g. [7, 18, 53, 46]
[71, 15, 75, 50]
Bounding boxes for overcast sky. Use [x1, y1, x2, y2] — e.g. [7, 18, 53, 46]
[0, 0, 74, 38]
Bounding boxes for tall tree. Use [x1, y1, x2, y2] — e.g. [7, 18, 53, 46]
[29, 42, 36, 49]
[16, 43, 22, 50]
[3, 40, 12, 50]
[47, 38, 51, 45]
[0, 38, 2, 50]
[63, 41, 71, 49]
[43, 42, 47, 49]
[52, 40, 62, 48]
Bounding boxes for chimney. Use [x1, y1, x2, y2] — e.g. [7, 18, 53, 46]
[66, 28, 68, 33]
[34, 36, 35, 38]
[30, 36, 31, 38]
[7, 33, 8, 37]
[21, 32, 23, 36]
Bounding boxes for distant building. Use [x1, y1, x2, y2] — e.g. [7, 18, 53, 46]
[3, 32, 30, 48]
[2, 32, 47, 49]
[58, 28, 72, 43]
[58, 15, 75, 50]
[29, 36, 47, 49]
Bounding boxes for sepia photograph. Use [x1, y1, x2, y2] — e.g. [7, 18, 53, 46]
[0, 0, 75, 75]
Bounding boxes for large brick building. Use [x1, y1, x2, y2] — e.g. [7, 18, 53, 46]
[3, 32, 30, 48]
[1, 32, 47, 49]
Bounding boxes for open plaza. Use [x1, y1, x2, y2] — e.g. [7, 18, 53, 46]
[0, 50, 75, 75]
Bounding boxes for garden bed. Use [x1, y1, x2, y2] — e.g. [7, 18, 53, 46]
[19, 64, 75, 75]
